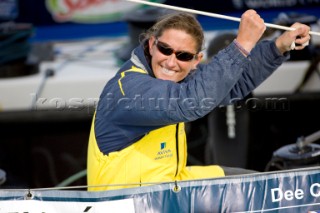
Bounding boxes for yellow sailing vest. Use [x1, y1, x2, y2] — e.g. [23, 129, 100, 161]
[87, 116, 224, 191]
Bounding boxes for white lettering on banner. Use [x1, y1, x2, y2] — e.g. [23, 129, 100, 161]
[245, 0, 296, 8]
[271, 183, 320, 202]
[0, 198, 134, 213]
[271, 188, 304, 202]
[310, 183, 320, 197]
[233, 0, 320, 9]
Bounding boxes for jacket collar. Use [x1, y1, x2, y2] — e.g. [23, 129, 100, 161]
[130, 41, 155, 78]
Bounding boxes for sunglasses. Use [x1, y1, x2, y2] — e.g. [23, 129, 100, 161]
[154, 39, 197, 62]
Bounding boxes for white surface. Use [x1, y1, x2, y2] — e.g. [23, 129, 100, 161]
[0, 199, 135, 213]
[253, 60, 320, 95]
[0, 37, 123, 111]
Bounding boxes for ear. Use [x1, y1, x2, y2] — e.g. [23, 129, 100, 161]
[192, 52, 204, 69]
[148, 36, 156, 56]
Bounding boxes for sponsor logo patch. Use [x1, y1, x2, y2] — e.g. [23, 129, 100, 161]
[155, 142, 173, 160]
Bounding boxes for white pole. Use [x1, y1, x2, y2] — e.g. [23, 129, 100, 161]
[126, 0, 320, 36]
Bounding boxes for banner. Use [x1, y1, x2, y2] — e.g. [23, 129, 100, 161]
[45, 0, 164, 23]
[1, 167, 320, 212]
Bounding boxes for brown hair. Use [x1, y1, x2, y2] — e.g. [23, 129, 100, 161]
[142, 12, 204, 53]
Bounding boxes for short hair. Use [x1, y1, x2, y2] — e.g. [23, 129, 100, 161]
[143, 12, 204, 53]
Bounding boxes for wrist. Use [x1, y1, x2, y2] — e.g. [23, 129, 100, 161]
[233, 39, 251, 57]
[275, 37, 291, 55]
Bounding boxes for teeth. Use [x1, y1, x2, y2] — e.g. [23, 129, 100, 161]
[163, 68, 175, 76]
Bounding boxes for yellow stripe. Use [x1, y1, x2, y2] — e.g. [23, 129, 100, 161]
[118, 66, 147, 96]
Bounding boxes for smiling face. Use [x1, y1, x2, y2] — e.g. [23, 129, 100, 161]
[148, 29, 203, 82]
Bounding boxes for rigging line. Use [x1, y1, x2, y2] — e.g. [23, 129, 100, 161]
[20, 180, 179, 191]
[30, 68, 54, 110]
[30, 39, 109, 110]
[125, 0, 320, 37]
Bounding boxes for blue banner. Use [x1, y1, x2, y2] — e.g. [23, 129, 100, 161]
[0, 167, 320, 212]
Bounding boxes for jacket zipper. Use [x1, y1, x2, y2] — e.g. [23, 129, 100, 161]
[174, 123, 179, 177]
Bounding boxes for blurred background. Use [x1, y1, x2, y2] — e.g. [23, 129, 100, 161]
[0, 0, 320, 189]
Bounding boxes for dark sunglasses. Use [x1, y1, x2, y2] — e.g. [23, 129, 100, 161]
[154, 39, 197, 62]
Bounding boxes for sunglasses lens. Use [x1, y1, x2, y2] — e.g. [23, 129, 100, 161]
[156, 42, 173, 56]
[176, 52, 195, 61]
[155, 39, 195, 62]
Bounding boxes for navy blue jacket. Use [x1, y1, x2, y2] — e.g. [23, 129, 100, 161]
[94, 40, 289, 155]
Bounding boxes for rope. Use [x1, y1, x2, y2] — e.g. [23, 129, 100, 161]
[15, 180, 178, 192]
[126, 0, 320, 36]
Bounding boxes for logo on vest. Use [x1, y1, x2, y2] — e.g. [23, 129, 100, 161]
[155, 142, 173, 160]
[160, 142, 166, 150]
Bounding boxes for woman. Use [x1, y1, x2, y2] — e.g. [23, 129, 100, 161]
[87, 10, 310, 191]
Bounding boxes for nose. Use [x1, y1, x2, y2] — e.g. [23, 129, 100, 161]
[165, 54, 178, 68]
